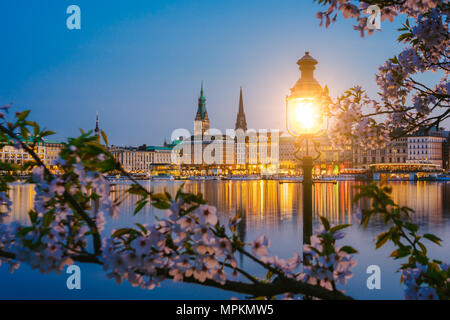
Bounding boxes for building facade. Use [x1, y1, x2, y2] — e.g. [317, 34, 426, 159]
[170, 86, 279, 175]
[109, 146, 153, 173]
[353, 137, 408, 169]
[0, 140, 45, 166]
[0, 138, 64, 173]
[407, 130, 446, 167]
[351, 128, 447, 170]
[146, 146, 173, 164]
[110, 145, 176, 173]
[44, 140, 65, 166]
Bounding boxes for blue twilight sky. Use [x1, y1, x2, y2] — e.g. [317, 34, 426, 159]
[0, 0, 439, 146]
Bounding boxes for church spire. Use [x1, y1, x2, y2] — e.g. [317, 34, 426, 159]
[194, 81, 210, 136]
[195, 81, 208, 121]
[95, 112, 100, 135]
[94, 113, 101, 143]
[235, 86, 247, 131]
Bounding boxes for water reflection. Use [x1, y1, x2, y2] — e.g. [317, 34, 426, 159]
[5, 183, 35, 224]
[7, 181, 450, 231]
[3, 180, 450, 299]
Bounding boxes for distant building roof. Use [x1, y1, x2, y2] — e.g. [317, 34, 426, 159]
[146, 146, 172, 151]
[1, 136, 45, 145]
[43, 139, 64, 144]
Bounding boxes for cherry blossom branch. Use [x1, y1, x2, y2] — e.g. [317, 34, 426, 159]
[0, 124, 103, 255]
[0, 248, 352, 300]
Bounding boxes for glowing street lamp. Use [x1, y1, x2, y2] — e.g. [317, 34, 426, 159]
[286, 97, 328, 137]
[286, 52, 330, 246]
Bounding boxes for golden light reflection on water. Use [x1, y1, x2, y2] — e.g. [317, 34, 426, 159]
[6, 181, 450, 231]
[389, 181, 448, 225]
[5, 183, 35, 224]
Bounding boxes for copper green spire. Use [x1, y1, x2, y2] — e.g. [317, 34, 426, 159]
[196, 81, 208, 121]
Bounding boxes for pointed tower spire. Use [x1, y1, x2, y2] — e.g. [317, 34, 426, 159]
[94, 112, 100, 142]
[235, 86, 248, 131]
[195, 81, 208, 121]
[194, 81, 210, 136]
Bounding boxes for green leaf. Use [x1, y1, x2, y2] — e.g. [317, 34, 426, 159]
[418, 242, 427, 255]
[17, 226, 34, 237]
[390, 249, 399, 258]
[416, 254, 428, 265]
[42, 211, 54, 227]
[135, 223, 148, 234]
[152, 201, 171, 210]
[339, 246, 358, 254]
[330, 224, 351, 233]
[134, 200, 147, 215]
[390, 247, 410, 259]
[17, 110, 31, 121]
[112, 228, 132, 237]
[28, 210, 38, 224]
[101, 130, 108, 146]
[151, 193, 169, 202]
[423, 233, 442, 245]
[32, 122, 40, 136]
[40, 130, 55, 138]
[376, 231, 390, 249]
[319, 216, 330, 231]
[398, 32, 412, 42]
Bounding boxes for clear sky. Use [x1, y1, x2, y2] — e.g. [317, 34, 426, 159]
[0, 0, 437, 146]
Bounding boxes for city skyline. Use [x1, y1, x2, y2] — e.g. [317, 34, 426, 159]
[3, 0, 446, 147]
[0, 0, 449, 303]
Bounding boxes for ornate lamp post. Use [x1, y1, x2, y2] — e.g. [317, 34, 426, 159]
[286, 52, 330, 245]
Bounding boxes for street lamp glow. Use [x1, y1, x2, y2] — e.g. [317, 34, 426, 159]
[287, 97, 325, 137]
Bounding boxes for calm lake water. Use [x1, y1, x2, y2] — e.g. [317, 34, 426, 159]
[1, 180, 450, 300]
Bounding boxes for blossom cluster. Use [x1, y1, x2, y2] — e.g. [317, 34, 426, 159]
[316, 1, 448, 142]
[298, 228, 357, 293]
[401, 263, 450, 300]
[328, 86, 389, 149]
[249, 221, 358, 296]
[376, 7, 448, 129]
[250, 235, 302, 277]
[315, 1, 443, 37]
[102, 203, 238, 289]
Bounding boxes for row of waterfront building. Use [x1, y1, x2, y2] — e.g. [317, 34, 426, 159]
[2, 100, 449, 177]
[2, 53, 449, 176]
[105, 52, 450, 176]
[103, 79, 450, 176]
